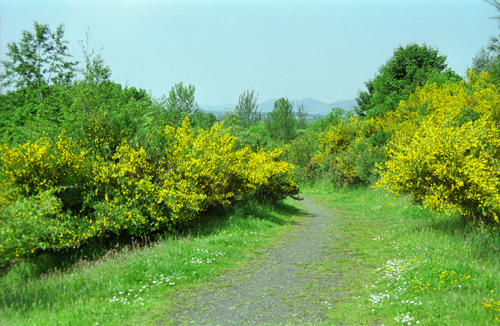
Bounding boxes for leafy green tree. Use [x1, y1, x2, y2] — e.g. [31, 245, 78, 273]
[1, 21, 78, 90]
[471, 48, 500, 84]
[160, 82, 200, 116]
[189, 110, 217, 130]
[78, 29, 112, 85]
[265, 97, 297, 143]
[471, 47, 496, 73]
[485, 0, 500, 52]
[234, 89, 262, 128]
[156, 82, 210, 129]
[296, 102, 308, 129]
[469, 1, 500, 83]
[62, 29, 115, 118]
[308, 107, 347, 134]
[354, 43, 455, 118]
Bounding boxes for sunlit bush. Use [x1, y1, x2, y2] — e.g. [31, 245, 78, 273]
[376, 71, 500, 222]
[0, 117, 298, 266]
[282, 133, 321, 185]
[314, 116, 383, 186]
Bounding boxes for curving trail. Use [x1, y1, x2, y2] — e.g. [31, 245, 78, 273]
[167, 195, 346, 325]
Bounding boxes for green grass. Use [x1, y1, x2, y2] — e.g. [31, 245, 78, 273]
[0, 200, 304, 325]
[300, 184, 500, 325]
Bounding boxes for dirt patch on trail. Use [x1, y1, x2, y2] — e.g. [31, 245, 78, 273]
[165, 195, 346, 325]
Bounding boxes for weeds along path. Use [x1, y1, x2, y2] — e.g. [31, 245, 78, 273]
[166, 195, 345, 325]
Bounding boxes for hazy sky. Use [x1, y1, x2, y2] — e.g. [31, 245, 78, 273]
[1, 0, 498, 105]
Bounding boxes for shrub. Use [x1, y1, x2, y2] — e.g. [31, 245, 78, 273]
[376, 71, 500, 223]
[333, 138, 385, 186]
[315, 116, 382, 187]
[0, 117, 298, 267]
[283, 133, 320, 185]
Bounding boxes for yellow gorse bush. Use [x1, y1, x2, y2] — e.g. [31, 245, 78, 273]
[376, 71, 500, 222]
[0, 135, 94, 264]
[92, 118, 297, 233]
[320, 116, 376, 155]
[314, 114, 384, 185]
[0, 117, 298, 266]
[0, 135, 89, 197]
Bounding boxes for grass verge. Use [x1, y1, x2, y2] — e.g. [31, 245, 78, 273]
[301, 184, 500, 325]
[0, 200, 303, 326]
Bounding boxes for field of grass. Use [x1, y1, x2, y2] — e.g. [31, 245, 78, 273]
[1, 184, 499, 325]
[301, 183, 500, 325]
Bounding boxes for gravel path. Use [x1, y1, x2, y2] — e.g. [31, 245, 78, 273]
[168, 195, 345, 325]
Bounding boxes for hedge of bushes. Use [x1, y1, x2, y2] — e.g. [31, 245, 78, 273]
[0, 116, 298, 267]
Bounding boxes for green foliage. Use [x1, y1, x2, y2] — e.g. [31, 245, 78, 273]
[0, 196, 301, 324]
[456, 107, 481, 127]
[283, 108, 356, 186]
[159, 82, 200, 116]
[367, 129, 393, 147]
[377, 71, 500, 223]
[470, 1, 500, 84]
[0, 115, 298, 267]
[1, 21, 78, 90]
[0, 27, 121, 145]
[284, 105, 388, 187]
[296, 102, 308, 129]
[0, 80, 157, 146]
[330, 138, 385, 186]
[355, 43, 456, 118]
[154, 82, 217, 130]
[0, 24, 286, 268]
[189, 110, 218, 130]
[225, 120, 270, 152]
[307, 107, 347, 134]
[0, 188, 76, 267]
[78, 29, 112, 85]
[283, 133, 320, 186]
[471, 47, 497, 74]
[265, 97, 297, 143]
[424, 67, 463, 86]
[234, 89, 262, 129]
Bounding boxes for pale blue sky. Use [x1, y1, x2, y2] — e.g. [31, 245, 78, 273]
[0, 0, 498, 105]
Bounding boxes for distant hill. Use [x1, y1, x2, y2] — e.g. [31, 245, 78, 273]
[200, 98, 357, 116]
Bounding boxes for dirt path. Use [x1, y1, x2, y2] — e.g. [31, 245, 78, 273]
[165, 195, 346, 325]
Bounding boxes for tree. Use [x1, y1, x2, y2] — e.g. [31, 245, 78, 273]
[354, 43, 453, 118]
[160, 82, 200, 115]
[354, 80, 374, 117]
[469, 1, 500, 83]
[234, 89, 261, 128]
[308, 107, 347, 134]
[78, 29, 111, 85]
[472, 47, 495, 73]
[296, 102, 308, 129]
[1, 21, 78, 90]
[485, 0, 500, 53]
[265, 97, 296, 142]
